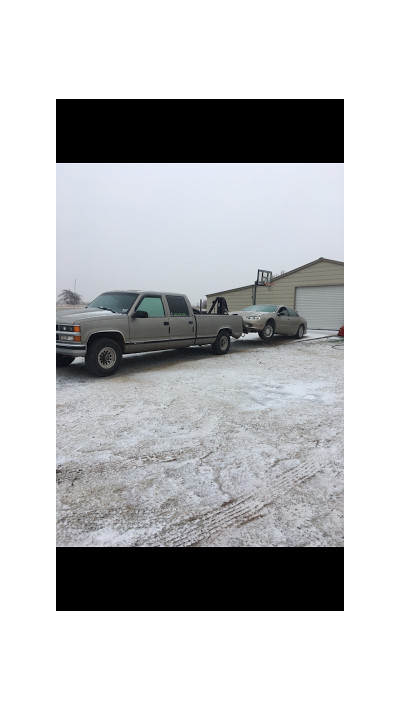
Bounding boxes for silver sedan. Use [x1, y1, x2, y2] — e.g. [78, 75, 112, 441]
[230, 304, 307, 342]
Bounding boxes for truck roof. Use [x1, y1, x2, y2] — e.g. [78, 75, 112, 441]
[103, 290, 189, 297]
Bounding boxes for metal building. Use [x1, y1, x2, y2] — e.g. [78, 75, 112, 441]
[206, 258, 344, 329]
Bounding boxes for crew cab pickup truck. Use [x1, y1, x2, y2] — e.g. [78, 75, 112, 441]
[56, 291, 243, 376]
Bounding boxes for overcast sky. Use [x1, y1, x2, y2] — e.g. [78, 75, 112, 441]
[56, 163, 343, 305]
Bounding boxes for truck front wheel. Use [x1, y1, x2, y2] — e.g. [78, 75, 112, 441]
[211, 330, 231, 355]
[85, 338, 122, 376]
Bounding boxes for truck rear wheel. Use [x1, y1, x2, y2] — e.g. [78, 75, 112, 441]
[85, 338, 122, 376]
[211, 330, 231, 355]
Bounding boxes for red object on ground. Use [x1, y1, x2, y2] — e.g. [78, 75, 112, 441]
[338, 326, 344, 337]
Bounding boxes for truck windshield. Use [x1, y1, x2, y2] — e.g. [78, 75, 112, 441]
[87, 292, 139, 315]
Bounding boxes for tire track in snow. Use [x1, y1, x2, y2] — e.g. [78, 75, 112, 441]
[146, 495, 265, 548]
[135, 451, 334, 547]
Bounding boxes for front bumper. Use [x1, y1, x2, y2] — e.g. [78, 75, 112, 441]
[243, 322, 264, 333]
[56, 343, 87, 357]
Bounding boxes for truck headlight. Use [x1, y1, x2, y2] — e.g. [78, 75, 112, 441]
[58, 326, 81, 342]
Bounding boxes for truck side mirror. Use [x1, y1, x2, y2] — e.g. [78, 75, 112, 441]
[132, 310, 148, 319]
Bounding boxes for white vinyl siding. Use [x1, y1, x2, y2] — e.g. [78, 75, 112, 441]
[206, 259, 344, 315]
[206, 286, 255, 312]
[295, 285, 344, 329]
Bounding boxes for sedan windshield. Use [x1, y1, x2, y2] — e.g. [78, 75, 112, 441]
[87, 292, 139, 315]
[242, 304, 278, 312]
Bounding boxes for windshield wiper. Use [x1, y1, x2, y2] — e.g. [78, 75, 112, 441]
[97, 306, 117, 313]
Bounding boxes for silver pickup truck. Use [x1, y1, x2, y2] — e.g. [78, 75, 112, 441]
[56, 291, 243, 376]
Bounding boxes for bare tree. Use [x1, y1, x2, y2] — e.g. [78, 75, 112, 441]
[57, 289, 82, 305]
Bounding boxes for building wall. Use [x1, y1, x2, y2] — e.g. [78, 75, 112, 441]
[206, 259, 344, 311]
[207, 285, 255, 311]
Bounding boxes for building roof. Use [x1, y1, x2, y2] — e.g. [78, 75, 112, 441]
[206, 257, 344, 296]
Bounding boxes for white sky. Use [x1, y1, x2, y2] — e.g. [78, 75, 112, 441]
[56, 162, 343, 305]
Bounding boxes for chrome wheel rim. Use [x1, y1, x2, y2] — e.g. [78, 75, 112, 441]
[98, 347, 117, 369]
[299, 326, 304, 337]
[219, 335, 229, 350]
[264, 324, 273, 338]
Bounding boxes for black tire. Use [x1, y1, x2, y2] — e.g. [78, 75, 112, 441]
[258, 321, 275, 343]
[211, 330, 231, 355]
[296, 325, 305, 339]
[56, 355, 75, 367]
[85, 338, 122, 376]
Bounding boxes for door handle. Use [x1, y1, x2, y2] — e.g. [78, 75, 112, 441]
[164, 321, 169, 326]
[188, 320, 193, 324]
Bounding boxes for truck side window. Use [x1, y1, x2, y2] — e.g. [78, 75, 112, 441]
[166, 295, 190, 317]
[137, 296, 165, 317]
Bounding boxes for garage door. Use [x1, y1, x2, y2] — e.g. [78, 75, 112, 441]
[295, 285, 344, 329]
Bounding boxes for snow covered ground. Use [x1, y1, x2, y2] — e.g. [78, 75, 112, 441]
[56, 331, 344, 547]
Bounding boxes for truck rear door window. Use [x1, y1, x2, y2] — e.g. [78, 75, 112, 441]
[166, 295, 190, 317]
[137, 296, 165, 317]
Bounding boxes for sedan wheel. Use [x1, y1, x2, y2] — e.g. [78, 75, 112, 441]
[296, 325, 304, 339]
[259, 321, 275, 343]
